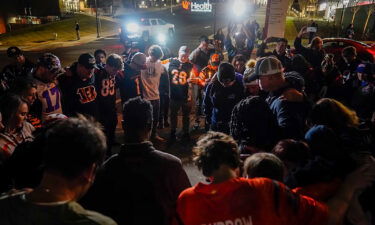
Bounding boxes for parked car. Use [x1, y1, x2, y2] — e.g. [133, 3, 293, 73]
[323, 38, 375, 62]
[120, 17, 175, 44]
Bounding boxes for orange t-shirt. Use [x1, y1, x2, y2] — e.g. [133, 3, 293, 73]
[177, 177, 328, 225]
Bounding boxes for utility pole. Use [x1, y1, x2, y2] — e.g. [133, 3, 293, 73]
[171, 0, 173, 14]
[95, 0, 100, 38]
[213, 1, 217, 37]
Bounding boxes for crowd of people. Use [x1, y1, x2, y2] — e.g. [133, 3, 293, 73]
[0, 19, 374, 225]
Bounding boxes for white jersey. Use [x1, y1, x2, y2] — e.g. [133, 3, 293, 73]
[141, 57, 164, 101]
[33, 78, 63, 121]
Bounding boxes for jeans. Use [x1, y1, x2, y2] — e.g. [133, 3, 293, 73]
[192, 84, 203, 122]
[100, 110, 117, 156]
[170, 100, 191, 135]
[150, 99, 160, 138]
[159, 94, 169, 125]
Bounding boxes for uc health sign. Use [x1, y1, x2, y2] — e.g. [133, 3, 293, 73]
[182, 0, 212, 13]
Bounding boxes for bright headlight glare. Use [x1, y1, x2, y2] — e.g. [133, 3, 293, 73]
[233, 0, 246, 16]
[126, 23, 139, 32]
[158, 34, 166, 43]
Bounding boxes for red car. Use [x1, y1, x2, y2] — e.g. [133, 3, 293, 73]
[323, 38, 375, 62]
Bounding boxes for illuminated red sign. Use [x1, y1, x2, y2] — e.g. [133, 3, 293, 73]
[182, 1, 190, 10]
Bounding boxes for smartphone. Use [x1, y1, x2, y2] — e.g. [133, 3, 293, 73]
[306, 27, 317, 33]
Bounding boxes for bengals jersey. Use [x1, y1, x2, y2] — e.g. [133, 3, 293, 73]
[95, 68, 116, 115]
[168, 58, 193, 102]
[58, 63, 99, 120]
[116, 63, 143, 104]
[32, 78, 62, 121]
[197, 65, 218, 87]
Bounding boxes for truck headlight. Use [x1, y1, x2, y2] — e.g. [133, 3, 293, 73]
[126, 23, 139, 33]
[157, 33, 166, 43]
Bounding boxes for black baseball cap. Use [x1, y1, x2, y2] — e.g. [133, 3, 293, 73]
[37, 53, 62, 73]
[217, 62, 235, 82]
[199, 35, 209, 43]
[78, 53, 99, 69]
[7, 46, 23, 58]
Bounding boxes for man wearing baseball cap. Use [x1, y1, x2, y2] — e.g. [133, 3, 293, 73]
[190, 53, 222, 130]
[167, 46, 194, 141]
[31, 53, 63, 122]
[58, 53, 100, 120]
[350, 63, 375, 121]
[256, 56, 310, 140]
[1, 47, 35, 94]
[256, 37, 292, 71]
[203, 62, 245, 134]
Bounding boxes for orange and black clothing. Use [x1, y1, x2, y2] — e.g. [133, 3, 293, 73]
[58, 63, 99, 120]
[190, 65, 217, 88]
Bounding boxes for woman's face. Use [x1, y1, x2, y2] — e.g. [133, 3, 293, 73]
[14, 103, 28, 128]
[23, 87, 37, 105]
[234, 60, 245, 74]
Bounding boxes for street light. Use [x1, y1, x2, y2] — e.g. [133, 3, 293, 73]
[94, 0, 100, 38]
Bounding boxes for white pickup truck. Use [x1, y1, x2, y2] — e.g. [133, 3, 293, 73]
[120, 18, 175, 43]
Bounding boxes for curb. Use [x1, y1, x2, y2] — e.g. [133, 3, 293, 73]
[0, 31, 118, 51]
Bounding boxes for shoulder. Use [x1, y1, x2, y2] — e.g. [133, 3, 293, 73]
[152, 149, 183, 167]
[67, 202, 117, 225]
[178, 186, 196, 200]
[22, 122, 35, 137]
[82, 210, 117, 225]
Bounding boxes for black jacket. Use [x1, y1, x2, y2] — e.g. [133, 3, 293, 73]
[266, 85, 311, 140]
[81, 141, 191, 225]
[294, 37, 325, 69]
[0, 59, 35, 94]
[256, 43, 292, 71]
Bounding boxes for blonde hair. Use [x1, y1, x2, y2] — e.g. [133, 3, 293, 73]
[246, 59, 257, 69]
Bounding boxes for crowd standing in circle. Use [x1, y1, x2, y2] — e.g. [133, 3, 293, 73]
[0, 18, 374, 225]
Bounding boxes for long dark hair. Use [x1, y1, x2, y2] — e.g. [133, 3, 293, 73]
[309, 98, 359, 130]
[0, 94, 27, 129]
